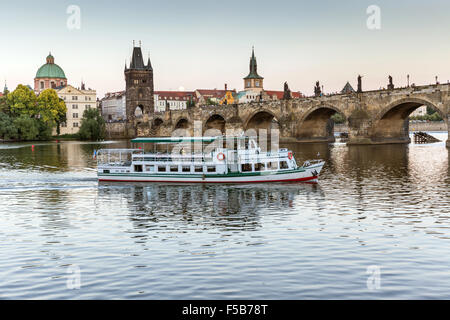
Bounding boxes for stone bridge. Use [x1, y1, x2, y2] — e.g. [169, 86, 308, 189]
[124, 83, 450, 147]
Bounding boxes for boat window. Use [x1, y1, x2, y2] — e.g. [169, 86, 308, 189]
[267, 162, 278, 170]
[280, 161, 289, 169]
[241, 163, 252, 172]
[145, 165, 155, 172]
[254, 163, 265, 171]
[207, 166, 216, 173]
[194, 166, 203, 173]
[170, 166, 179, 172]
[158, 165, 167, 172]
[134, 165, 143, 172]
[182, 166, 191, 173]
[103, 169, 110, 174]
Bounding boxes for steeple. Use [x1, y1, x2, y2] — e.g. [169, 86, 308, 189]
[244, 46, 263, 80]
[243, 47, 264, 92]
[129, 44, 145, 70]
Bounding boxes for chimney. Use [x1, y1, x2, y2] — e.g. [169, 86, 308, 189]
[225, 83, 228, 91]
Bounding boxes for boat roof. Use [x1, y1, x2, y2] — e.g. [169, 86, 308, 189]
[131, 136, 248, 144]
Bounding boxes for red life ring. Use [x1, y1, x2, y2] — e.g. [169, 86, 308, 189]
[217, 152, 226, 161]
[288, 152, 293, 160]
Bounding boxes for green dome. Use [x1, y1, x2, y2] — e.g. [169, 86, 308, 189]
[36, 63, 66, 79]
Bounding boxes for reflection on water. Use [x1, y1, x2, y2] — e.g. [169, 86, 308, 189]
[0, 133, 449, 299]
[98, 182, 323, 234]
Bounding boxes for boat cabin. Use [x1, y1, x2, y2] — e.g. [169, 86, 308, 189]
[97, 136, 297, 176]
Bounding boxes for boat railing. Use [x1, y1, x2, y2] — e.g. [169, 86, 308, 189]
[302, 159, 324, 167]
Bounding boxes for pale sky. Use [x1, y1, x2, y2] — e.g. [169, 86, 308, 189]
[1, 0, 450, 98]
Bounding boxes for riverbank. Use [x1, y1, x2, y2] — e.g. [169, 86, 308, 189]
[335, 121, 448, 133]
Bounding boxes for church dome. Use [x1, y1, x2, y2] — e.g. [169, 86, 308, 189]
[35, 53, 66, 79]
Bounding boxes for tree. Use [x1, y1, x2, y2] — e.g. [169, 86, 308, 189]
[37, 89, 67, 123]
[331, 112, 346, 124]
[78, 108, 106, 141]
[37, 89, 67, 134]
[7, 84, 38, 117]
[0, 113, 18, 140]
[13, 115, 39, 141]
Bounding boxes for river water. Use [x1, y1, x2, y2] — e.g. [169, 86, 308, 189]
[0, 132, 449, 299]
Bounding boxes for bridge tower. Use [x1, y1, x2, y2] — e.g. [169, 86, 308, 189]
[125, 42, 154, 122]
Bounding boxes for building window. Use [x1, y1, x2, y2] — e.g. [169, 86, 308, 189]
[247, 81, 250, 87]
[60, 82, 64, 86]
[72, 104, 78, 109]
[40, 82, 44, 89]
[85, 105, 90, 109]
[61, 122, 67, 127]
[73, 122, 79, 127]
[72, 96, 78, 100]
[73, 113, 78, 118]
[134, 80, 139, 84]
[255, 81, 260, 87]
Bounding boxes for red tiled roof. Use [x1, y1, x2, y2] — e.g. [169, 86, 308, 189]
[196, 89, 236, 99]
[264, 90, 304, 99]
[155, 91, 196, 101]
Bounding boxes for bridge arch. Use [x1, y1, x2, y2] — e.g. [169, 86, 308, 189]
[244, 110, 280, 131]
[151, 117, 164, 136]
[204, 114, 226, 135]
[370, 98, 446, 143]
[296, 105, 346, 142]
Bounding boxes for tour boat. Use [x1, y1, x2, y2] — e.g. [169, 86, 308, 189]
[96, 136, 325, 184]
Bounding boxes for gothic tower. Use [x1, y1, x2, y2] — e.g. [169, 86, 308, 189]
[243, 47, 264, 92]
[125, 43, 154, 122]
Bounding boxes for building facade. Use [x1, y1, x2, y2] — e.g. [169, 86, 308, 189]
[56, 84, 97, 135]
[154, 91, 196, 112]
[101, 91, 126, 121]
[34, 53, 67, 94]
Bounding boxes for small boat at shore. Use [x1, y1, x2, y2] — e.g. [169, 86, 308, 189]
[96, 136, 325, 184]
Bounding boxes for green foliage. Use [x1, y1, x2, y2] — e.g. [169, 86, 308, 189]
[409, 112, 443, 121]
[0, 85, 67, 141]
[7, 84, 38, 117]
[37, 89, 67, 124]
[78, 108, 106, 141]
[0, 112, 18, 140]
[206, 98, 218, 106]
[331, 113, 346, 124]
[13, 115, 40, 141]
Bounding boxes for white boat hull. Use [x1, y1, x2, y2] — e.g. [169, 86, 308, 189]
[98, 162, 325, 184]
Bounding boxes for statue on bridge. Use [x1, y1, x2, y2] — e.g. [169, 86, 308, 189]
[314, 81, 322, 97]
[357, 75, 362, 93]
[283, 82, 292, 100]
[387, 75, 394, 90]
